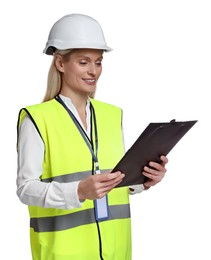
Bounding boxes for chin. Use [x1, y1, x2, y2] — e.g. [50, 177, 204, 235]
[86, 86, 97, 93]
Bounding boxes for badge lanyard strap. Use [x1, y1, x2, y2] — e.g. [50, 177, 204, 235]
[55, 96, 109, 220]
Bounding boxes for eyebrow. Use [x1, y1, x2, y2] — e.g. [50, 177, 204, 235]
[77, 55, 103, 60]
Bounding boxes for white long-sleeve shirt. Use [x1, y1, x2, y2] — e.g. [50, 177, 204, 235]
[16, 95, 144, 210]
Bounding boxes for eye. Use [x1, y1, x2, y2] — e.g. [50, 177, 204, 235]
[79, 60, 87, 65]
[96, 60, 102, 66]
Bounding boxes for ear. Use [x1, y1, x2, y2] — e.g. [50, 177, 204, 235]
[55, 55, 64, 73]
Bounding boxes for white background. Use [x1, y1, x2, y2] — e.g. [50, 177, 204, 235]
[0, 0, 210, 259]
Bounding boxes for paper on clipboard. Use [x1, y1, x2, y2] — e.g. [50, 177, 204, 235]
[112, 119, 197, 188]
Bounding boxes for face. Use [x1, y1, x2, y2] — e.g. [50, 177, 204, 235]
[56, 49, 103, 97]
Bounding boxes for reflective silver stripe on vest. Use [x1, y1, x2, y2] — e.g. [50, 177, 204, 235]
[30, 204, 130, 232]
[41, 169, 110, 183]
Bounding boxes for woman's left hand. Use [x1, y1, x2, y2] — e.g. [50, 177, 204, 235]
[142, 155, 168, 189]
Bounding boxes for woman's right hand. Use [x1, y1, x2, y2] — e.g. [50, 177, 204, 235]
[78, 171, 124, 201]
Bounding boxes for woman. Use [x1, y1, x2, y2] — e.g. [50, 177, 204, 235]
[17, 14, 168, 260]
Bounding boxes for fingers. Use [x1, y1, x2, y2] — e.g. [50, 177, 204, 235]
[142, 155, 168, 189]
[95, 172, 125, 191]
[160, 155, 169, 166]
[146, 162, 166, 174]
[78, 171, 125, 200]
[145, 155, 168, 173]
[143, 169, 164, 183]
[143, 163, 166, 181]
[96, 171, 124, 182]
[100, 173, 124, 189]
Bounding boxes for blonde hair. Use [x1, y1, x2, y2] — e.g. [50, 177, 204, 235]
[43, 49, 95, 102]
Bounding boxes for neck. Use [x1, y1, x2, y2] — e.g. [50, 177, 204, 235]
[72, 97, 88, 131]
[72, 97, 87, 113]
[59, 90, 89, 130]
[60, 89, 88, 112]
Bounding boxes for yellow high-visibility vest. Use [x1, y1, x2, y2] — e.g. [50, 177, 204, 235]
[18, 98, 132, 260]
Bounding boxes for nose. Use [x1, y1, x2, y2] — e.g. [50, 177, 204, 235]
[87, 63, 97, 76]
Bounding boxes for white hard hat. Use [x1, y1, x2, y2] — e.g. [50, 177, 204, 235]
[43, 14, 112, 55]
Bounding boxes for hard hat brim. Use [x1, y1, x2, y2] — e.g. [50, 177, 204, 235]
[43, 44, 113, 55]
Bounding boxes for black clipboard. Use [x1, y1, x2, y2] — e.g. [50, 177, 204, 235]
[112, 119, 197, 187]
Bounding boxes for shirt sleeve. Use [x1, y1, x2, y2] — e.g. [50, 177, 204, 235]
[16, 115, 83, 209]
[129, 184, 145, 194]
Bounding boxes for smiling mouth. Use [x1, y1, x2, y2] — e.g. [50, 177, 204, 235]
[83, 79, 97, 84]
